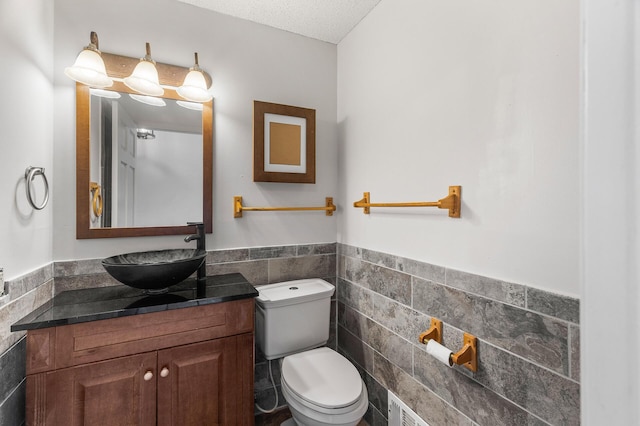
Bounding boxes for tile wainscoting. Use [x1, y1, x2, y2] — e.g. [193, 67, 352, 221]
[0, 242, 579, 425]
[337, 244, 580, 426]
[0, 243, 337, 424]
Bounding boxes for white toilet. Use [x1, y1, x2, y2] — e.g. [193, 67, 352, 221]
[255, 279, 368, 426]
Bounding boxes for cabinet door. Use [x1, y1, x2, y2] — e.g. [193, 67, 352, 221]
[157, 337, 239, 426]
[46, 352, 157, 426]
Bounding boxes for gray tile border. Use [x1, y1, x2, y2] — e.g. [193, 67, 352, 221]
[54, 274, 120, 294]
[268, 254, 336, 283]
[5, 264, 54, 302]
[297, 243, 337, 256]
[397, 256, 446, 284]
[337, 243, 362, 259]
[250, 245, 297, 260]
[54, 259, 104, 277]
[527, 287, 580, 324]
[206, 260, 269, 285]
[206, 248, 249, 264]
[445, 268, 526, 308]
[361, 248, 396, 269]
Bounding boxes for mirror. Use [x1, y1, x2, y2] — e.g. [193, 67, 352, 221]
[76, 80, 213, 239]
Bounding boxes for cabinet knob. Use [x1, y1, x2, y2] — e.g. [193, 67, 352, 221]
[160, 367, 170, 378]
[143, 371, 154, 381]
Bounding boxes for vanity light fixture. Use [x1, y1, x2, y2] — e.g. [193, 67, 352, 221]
[89, 88, 121, 99]
[124, 43, 164, 97]
[129, 94, 166, 107]
[177, 53, 213, 103]
[176, 100, 204, 111]
[64, 32, 113, 88]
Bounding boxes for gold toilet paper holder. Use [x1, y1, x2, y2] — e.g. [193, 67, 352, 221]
[451, 333, 477, 373]
[419, 318, 443, 344]
[419, 318, 478, 373]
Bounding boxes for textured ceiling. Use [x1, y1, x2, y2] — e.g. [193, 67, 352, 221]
[176, 0, 382, 44]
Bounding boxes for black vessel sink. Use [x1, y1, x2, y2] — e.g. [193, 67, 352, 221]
[102, 249, 207, 293]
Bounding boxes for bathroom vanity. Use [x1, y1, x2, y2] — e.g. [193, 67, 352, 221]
[11, 273, 258, 426]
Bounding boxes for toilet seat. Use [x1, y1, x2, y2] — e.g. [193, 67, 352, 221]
[281, 347, 363, 409]
[281, 377, 369, 424]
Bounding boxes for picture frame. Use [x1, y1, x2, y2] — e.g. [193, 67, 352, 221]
[253, 100, 316, 184]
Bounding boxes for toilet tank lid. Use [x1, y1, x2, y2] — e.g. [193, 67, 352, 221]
[255, 279, 335, 308]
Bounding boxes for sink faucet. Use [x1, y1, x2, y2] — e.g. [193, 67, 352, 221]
[185, 222, 206, 282]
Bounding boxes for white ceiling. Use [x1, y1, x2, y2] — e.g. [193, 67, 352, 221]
[176, 0, 382, 44]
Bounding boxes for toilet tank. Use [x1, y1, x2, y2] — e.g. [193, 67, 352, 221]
[255, 279, 335, 360]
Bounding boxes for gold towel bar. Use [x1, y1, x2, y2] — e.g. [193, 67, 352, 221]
[353, 186, 461, 217]
[234, 196, 336, 218]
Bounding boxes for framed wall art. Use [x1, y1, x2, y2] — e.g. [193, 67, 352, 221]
[253, 100, 316, 183]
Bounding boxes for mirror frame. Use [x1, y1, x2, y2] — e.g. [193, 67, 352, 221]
[75, 70, 213, 239]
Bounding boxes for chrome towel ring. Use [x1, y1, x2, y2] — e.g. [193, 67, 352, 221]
[25, 166, 49, 210]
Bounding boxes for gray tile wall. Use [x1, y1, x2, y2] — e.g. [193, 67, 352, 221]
[337, 244, 580, 426]
[0, 264, 54, 426]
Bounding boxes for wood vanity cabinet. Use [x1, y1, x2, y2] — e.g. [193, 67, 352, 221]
[25, 298, 255, 426]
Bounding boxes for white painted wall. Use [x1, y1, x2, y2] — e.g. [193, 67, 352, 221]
[52, 0, 338, 260]
[0, 0, 54, 280]
[581, 0, 640, 423]
[337, 0, 580, 295]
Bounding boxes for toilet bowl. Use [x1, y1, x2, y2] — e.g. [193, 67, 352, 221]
[280, 347, 368, 426]
[255, 279, 368, 426]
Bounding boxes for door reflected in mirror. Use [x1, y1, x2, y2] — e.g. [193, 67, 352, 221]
[76, 82, 213, 239]
[89, 90, 202, 228]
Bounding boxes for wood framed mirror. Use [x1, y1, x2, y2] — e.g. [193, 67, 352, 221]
[75, 52, 213, 239]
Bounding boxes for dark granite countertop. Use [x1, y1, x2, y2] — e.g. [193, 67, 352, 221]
[11, 273, 258, 332]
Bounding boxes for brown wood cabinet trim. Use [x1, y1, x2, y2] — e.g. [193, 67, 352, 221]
[26, 328, 56, 375]
[54, 299, 253, 369]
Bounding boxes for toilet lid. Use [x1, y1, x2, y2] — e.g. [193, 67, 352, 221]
[281, 347, 362, 409]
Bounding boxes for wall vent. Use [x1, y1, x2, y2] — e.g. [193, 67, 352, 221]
[388, 390, 429, 426]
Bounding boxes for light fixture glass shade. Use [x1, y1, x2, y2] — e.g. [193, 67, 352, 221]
[123, 43, 164, 97]
[129, 94, 166, 107]
[124, 60, 164, 96]
[177, 52, 212, 102]
[177, 70, 212, 102]
[176, 100, 204, 111]
[64, 34, 113, 88]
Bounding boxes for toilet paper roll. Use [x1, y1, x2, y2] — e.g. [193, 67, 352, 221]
[426, 339, 453, 367]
